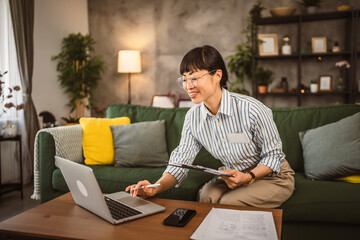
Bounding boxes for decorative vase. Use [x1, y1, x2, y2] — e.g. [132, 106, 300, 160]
[1, 121, 17, 137]
[310, 83, 318, 93]
[336, 69, 346, 92]
[306, 6, 318, 14]
[258, 86, 268, 94]
[336, 77, 345, 92]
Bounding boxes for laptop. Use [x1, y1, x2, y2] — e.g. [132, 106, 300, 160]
[55, 156, 165, 224]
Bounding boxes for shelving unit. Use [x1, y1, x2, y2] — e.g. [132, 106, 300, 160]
[252, 9, 359, 106]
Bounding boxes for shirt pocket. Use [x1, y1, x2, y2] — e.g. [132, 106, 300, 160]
[227, 132, 250, 144]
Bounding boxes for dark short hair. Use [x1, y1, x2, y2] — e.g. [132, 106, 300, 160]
[179, 45, 229, 89]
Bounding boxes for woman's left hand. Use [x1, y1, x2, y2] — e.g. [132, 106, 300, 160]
[220, 170, 250, 189]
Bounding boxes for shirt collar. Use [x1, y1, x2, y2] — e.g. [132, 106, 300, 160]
[200, 88, 233, 121]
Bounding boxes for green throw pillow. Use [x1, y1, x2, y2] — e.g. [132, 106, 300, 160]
[110, 120, 169, 167]
[299, 112, 360, 180]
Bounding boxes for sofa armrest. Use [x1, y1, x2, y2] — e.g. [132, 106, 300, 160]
[35, 125, 83, 203]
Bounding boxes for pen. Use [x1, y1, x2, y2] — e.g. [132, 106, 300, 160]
[130, 183, 161, 191]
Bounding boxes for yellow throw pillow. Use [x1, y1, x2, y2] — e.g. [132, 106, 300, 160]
[334, 175, 360, 183]
[80, 117, 131, 165]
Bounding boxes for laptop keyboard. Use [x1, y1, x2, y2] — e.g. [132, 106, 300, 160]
[104, 196, 142, 220]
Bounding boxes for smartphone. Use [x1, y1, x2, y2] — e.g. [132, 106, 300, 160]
[163, 208, 196, 227]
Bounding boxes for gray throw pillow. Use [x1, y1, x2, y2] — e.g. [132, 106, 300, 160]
[110, 120, 169, 167]
[299, 112, 360, 180]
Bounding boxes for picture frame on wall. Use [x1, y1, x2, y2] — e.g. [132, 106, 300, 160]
[311, 37, 327, 53]
[258, 34, 279, 56]
[318, 75, 332, 92]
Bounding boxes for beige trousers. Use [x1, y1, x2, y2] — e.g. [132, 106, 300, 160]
[199, 160, 295, 208]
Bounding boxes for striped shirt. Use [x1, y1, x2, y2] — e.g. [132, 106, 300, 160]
[164, 88, 285, 184]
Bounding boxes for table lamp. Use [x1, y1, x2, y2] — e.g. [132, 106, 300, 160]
[117, 50, 142, 104]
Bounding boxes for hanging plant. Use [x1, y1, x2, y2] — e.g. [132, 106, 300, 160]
[227, 2, 265, 95]
[52, 33, 105, 112]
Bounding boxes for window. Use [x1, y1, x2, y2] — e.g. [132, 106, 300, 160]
[0, 0, 23, 121]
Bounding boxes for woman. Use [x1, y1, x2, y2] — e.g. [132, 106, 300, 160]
[126, 45, 294, 208]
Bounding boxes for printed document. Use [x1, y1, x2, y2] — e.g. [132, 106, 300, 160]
[191, 208, 277, 240]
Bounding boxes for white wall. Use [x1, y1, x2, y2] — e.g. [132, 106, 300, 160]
[33, 0, 89, 126]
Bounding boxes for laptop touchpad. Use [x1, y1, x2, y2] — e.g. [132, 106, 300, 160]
[118, 197, 150, 208]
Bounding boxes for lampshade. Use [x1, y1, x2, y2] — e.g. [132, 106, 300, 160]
[117, 50, 142, 73]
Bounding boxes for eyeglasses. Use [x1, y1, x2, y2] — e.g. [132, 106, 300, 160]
[176, 69, 217, 89]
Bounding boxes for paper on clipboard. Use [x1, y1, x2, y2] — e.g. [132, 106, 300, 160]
[168, 163, 232, 177]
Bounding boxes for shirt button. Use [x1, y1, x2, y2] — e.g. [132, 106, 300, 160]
[227, 154, 231, 157]
[222, 138, 226, 142]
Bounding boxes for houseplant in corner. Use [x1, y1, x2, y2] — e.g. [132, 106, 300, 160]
[255, 67, 273, 94]
[52, 33, 105, 118]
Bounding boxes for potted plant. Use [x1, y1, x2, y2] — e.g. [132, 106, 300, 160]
[300, 0, 323, 14]
[227, 3, 265, 95]
[61, 116, 80, 126]
[255, 67, 273, 94]
[52, 33, 105, 117]
[310, 79, 318, 93]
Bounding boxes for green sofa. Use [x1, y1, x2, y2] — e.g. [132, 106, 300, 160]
[37, 103, 360, 240]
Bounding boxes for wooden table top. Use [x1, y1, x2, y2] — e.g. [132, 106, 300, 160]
[0, 193, 282, 240]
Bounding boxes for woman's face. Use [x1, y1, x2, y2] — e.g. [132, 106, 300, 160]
[182, 69, 222, 105]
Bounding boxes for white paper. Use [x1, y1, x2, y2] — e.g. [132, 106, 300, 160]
[191, 208, 278, 240]
[262, 37, 275, 53]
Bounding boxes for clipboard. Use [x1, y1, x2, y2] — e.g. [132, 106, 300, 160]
[168, 163, 233, 177]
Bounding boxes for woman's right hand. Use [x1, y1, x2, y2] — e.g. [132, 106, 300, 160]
[125, 180, 158, 198]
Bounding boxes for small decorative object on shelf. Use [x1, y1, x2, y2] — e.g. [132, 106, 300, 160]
[336, 5, 353, 11]
[258, 34, 279, 56]
[301, 42, 312, 54]
[311, 37, 327, 53]
[1, 121, 17, 138]
[300, 84, 309, 94]
[281, 35, 292, 55]
[280, 77, 289, 92]
[255, 67, 273, 94]
[310, 79, 318, 93]
[300, 0, 322, 14]
[335, 60, 350, 92]
[269, 7, 296, 17]
[318, 75, 333, 92]
[332, 41, 340, 53]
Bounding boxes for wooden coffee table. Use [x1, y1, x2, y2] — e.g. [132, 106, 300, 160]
[0, 193, 282, 239]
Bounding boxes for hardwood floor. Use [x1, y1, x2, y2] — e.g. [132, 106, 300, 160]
[0, 183, 40, 222]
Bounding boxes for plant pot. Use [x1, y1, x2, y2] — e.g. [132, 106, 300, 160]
[306, 6, 318, 14]
[310, 83, 318, 93]
[258, 86, 268, 94]
[74, 97, 91, 118]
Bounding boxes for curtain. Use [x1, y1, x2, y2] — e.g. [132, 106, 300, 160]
[0, 0, 31, 184]
[9, 0, 39, 166]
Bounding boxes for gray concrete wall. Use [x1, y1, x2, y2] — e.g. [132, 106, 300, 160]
[88, 0, 360, 108]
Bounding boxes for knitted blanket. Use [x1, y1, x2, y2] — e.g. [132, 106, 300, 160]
[31, 125, 83, 200]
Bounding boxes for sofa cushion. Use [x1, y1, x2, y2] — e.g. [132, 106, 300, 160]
[80, 117, 131, 165]
[110, 120, 169, 168]
[280, 173, 360, 225]
[299, 112, 360, 180]
[106, 104, 224, 170]
[272, 104, 360, 172]
[52, 165, 215, 201]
